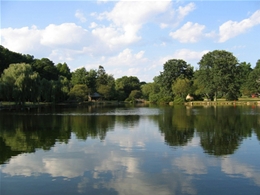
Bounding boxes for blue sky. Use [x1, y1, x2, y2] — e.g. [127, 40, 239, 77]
[1, 0, 260, 82]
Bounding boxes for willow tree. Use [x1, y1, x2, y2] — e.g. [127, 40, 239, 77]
[195, 50, 240, 101]
[1, 63, 40, 104]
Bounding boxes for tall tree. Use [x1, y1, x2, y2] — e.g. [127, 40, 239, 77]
[157, 59, 193, 99]
[96, 66, 115, 100]
[237, 62, 252, 96]
[32, 58, 58, 80]
[56, 62, 71, 80]
[245, 60, 260, 95]
[85, 69, 97, 93]
[115, 76, 140, 101]
[0, 63, 40, 104]
[195, 50, 240, 101]
[0, 45, 34, 74]
[71, 67, 88, 86]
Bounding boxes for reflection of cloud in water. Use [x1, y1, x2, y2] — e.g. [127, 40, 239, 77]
[43, 158, 86, 178]
[174, 155, 207, 175]
[221, 157, 260, 186]
[107, 117, 162, 152]
[2, 153, 45, 177]
[1, 140, 198, 195]
[2, 153, 88, 178]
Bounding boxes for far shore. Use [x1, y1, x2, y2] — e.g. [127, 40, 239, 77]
[1, 98, 260, 111]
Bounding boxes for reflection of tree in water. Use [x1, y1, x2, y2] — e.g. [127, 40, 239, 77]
[195, 106, 258, 156]
[158, 106, 195, 146]
[116, 115, 140, 127]
[70, 115, 116, 140]
[0, 113, 71, 164]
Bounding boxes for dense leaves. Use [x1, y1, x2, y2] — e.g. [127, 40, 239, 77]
[0, 45, 259, 103]
[195, 50, 240, 100]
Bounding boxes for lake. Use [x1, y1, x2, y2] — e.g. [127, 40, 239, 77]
[1, 105, 260, 195]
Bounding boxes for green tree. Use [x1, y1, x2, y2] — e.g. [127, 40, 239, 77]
[95, 66, 116, 100]
[32, 58, 58, 80]
[245, 60, 260, 95]
[141, 82, 160, 100]
[172, 78, 192, 102]
[56, 62, 71, 80]
[237, 62, 252, 96]
[68, 84, 89, 102]
[85, 69, 97, 93]
[0, 63, 40, 104]
[97, 75, 115, 100]
[40, 78, 52, 102]
[71, 67, 88, 86]
[115, 76, 141, 101]
[126, 90, 142, 102]
[0, 45, 34, 74]
[195, 50, 240, 101]
[157, 59, 194, 100]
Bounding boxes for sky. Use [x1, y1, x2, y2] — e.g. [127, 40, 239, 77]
[1, 0, 260, 82]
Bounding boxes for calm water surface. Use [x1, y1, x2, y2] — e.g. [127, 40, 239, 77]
[0, 105, 260, 195]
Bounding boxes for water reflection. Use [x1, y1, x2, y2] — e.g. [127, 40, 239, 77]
[1, 105, 260, 195]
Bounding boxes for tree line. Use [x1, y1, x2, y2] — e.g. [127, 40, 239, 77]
[1, 45, 260, 104]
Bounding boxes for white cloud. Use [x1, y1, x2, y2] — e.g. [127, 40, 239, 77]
[219, 9, 260, 42]
[75, 10, 87, 23]
[177, 2, 196, 22]
[41, 23, 87, 46]
[1, 23, 88, 54]
[92, 25, 141, 48]
[170, 22, 206, 43]
[1, 25, 42, 53]
[91, 1, 171, 47]
[89, 22, 98, 29]
[172, 49, 209, 62]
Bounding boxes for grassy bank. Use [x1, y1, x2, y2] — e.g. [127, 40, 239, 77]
[183, 97, 260, 106]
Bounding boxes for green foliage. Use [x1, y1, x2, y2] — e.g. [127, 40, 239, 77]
[157, 59, 193, 99]
[71, 67, 88, 86]
[1, 63, 40, 104]
[141, 82, 160, 100]
[126, 90, 142, 102]
[32, 58, 58, 80]
[1, 46, 258, 104]
[115, 76, 141, 101]
[245, 65, 260, 95]
[95, 66, 116, 100]
[172, 78, 192, 101]
[237, 62, 252, 96]
[86, 69, 97, 93]
[69, 84, 89, 102]
[0, 45, 34, 74]
[56, 62, 72, 80]
[195, 50, 240, 101]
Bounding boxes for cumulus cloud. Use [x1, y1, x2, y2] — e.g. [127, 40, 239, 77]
[176, 2, 196, 22]
[84, 48, 152, 81]
[170, 22, 206, 43]
[219, 9, 260, 42]
[91, 1, 171, 47]
[75, 10, 87, 23]
[1, 23, 88, 53]
[172, 49, 209, 61]
[41, 23, 87, 46]
[1, 25, 42, 53]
